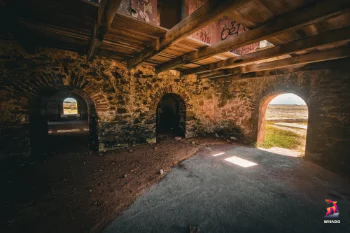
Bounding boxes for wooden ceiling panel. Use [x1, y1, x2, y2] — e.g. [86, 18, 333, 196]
[1, 0, 349, 73]
[271, 31, 303, 45]
[271, 11, 350, 46]
[100, 40, 142, 53]
[156, 49, 192, 59]
[105, 29, 156, 44]
[144, 37, 211, 66]
[299, 24, 328, 37]
[104, 34, 150, 48]
[194, 57, 223, 65]
[110, 14, 167, 38]
[233, 0, 274, 26]
[247, 54, 291, 65]
[163, 43, 199, 54]
[292, 41, 350, 56]
[176, 38, 210, 50]
[257, 0, 316, 16]
[320, 12, 350, 31]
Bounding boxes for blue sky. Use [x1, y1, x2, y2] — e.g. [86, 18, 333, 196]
[63, 98, 77, 103]
[269, 93, 306, 105]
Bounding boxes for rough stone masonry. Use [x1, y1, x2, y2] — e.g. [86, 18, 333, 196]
[0, 40, 349, 173]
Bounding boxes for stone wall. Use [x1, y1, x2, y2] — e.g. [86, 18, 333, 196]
[0, 40, 216, 158]
[212, 69, 350, 172]
[1, 40, 349, 172]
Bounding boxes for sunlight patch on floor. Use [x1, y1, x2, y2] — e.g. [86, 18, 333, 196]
[49, 128, 89, 134]
[224, 156, 258, 168]
[258, 147, 302, 157]
[212, 152, 225, 157]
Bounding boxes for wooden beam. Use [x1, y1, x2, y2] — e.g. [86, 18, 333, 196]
[157, 0, 350, 72]
[240, 57, 350, 80]
[126, 0, 248, 69]
[209, 57, 350, 81]
[199, 46, 350, 79]
[87, 0, 122, 60]
[183, 26, 350, 75]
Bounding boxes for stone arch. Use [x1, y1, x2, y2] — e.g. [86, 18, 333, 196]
[257, 90, 309, 153]
[152, 86, 192, 113]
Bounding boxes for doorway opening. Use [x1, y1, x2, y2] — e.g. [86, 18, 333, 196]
[29, 89, 98, 157]
[156, 93, 186, 141]
[257, 93, 308, 157]
[63, 97, 78, 115]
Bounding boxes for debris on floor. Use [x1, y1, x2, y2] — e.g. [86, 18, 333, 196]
[0, 137, 228, 233]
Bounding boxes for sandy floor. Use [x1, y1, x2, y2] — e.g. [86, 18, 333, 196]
[0, 136, 230, 233]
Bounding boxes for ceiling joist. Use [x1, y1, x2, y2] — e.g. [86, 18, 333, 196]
[183, 26, 350, 75]
[199, 46, 350, 79]
[126, 0, 248, 69]
[157, 0, 350, 73]
[2, 0, 350, 76]
[208, 57, 350, 81]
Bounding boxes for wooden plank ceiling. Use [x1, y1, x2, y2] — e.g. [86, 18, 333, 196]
[1, 0, 350, 79]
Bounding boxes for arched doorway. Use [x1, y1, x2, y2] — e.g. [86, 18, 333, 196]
[156, 93, 186, 140]
[258, 93, 308, 157]
[29, 89, 98, 158]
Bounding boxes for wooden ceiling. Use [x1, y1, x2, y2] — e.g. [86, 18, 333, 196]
[1, 0, 350, 79]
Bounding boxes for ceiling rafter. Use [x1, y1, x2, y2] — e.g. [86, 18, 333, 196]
[208, 57, 350, 81]
[182, 26, 350, 75]
[156, 0, 350, 73]
[198, 46, 350, 79]
[126, 0, 248, 69]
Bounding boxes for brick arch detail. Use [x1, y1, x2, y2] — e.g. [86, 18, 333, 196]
[152, 86, 193, 112]
[13, 70, 110, 116]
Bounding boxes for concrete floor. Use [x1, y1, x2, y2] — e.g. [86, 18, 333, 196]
[103, 145, 350, 233]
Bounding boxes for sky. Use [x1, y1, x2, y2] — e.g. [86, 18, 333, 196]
[63, 98, 77, 103]
[269, 93, 306, 105]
